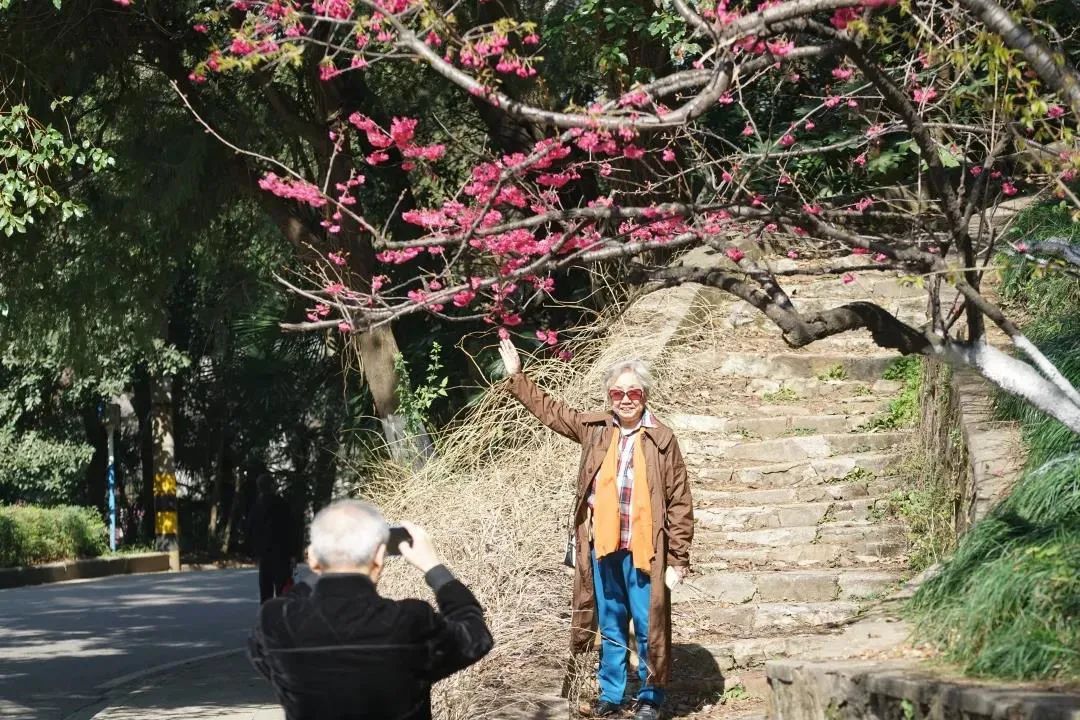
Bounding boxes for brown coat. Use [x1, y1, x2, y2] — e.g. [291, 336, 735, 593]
[507, 373, 694, 685]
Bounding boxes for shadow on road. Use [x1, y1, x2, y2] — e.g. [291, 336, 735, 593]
[0, 570, 259, 720]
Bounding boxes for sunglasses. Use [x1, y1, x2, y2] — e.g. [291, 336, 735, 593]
[608, 388, 645, 403]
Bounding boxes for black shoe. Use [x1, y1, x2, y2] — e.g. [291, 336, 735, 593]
[587, 700, 623, 717]
[632, 701, 660, 720]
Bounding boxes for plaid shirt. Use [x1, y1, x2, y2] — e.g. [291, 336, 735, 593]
[589, 411, 655, 550]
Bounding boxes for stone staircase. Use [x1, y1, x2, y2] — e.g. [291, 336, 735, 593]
[648, 258, 930, 718]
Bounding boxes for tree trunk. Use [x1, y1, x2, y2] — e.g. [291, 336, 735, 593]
[81, 405, 108, 513]
[214, 439, 235, 555]
[134, 374, 155, 544]
[207, 383, 231, 544]
[151, 375, 180, 570]
[222, 468, 247, 557]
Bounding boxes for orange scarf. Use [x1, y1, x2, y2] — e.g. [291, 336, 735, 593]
[593, 429, 653, 572]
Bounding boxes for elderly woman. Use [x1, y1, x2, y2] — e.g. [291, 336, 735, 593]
[499, 339, 693, 720]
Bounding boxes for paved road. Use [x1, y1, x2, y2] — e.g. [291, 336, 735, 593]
[0, 569, 261, 720]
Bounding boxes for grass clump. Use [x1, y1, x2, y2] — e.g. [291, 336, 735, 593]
[908, 203, 1080, 682]
[0, 505, 108, 567]
[817, 364, 848, 381]
[908, 454, 1080, 679]
[863, 356, 922, 430]
[884, 450, 956, 572]
[762, 385, 799, 403]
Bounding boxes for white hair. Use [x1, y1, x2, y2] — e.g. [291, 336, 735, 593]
[603, 358, 655, 397]
[308, 500, 390, 570]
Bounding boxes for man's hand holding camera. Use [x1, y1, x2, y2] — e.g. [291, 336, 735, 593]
[394, 521, 441, 574]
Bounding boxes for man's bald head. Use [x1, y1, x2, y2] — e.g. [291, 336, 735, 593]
[308, 500, 390, 571]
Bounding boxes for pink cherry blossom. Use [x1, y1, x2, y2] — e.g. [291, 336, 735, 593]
[779, 134, 796, 147]
[1001, 181, 1018, 196]
[258, 173, 327, 207]
[725, 247, 745, 263]
[831, 67, 854, 81]
[230, 37, 255, 56]
[1047, 105, 1065, 119]
[338, 322, 353, 333]
[841, 273, 856, 285]
[766, 40, 794, 57]
[742, 124, 755, 137]
[662, 148, 676, 162]
[787, 250, 799, 259]
[912, 86, 938, 104]
[452, 290, 476, 307]
[536, 329, 559, 346]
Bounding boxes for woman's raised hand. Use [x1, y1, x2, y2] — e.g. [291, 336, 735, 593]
[498, 338, 522, 376]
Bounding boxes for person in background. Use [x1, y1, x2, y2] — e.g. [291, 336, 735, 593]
[246, 474, 298, 603]
[499, 338, 694, 720]
[248, 500, 494, 720]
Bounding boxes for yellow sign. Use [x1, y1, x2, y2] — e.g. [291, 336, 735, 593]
[153, 473, 177, 496]
[155, 510, 178, 536]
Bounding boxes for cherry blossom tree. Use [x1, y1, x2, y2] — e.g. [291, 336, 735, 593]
[172, 0, 1080, 431]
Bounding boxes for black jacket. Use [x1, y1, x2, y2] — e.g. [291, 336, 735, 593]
[248, 566, 494, 720]
[246, 494, 299, 559]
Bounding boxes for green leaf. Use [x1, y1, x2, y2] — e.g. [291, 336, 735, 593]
[937, 146, 962, 168]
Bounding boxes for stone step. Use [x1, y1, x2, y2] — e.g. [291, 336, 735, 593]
[695, 497, 887, 532]
[695, 451, 904, 489]
[668, 412, 877, 440]
[743, 377, 903, 402]
[700, 618, 911, 671]
[695, 477, 902, 507]
[662, 396, 889, 421]
[674, 569, 902, 605]
[700, 519, 906, 551]
[698, 351, 900, 382]
[696, 537, 908, 569]
[683, 601, 865, 636]
[679, 375, 903, 403]
[684, 431, 908, 466]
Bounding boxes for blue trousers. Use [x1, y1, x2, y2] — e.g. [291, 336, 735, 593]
[591, 549, 665, 707]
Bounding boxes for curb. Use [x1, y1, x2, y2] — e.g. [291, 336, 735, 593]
[0, 553, 172, 590]
[96, 647, 246, 691]
[59, 648, 248, 720]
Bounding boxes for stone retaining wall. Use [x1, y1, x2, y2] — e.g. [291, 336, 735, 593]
[767, 659, 1080, 720]
[0, 552, 171, 589]
[917, 360, 1025, 535]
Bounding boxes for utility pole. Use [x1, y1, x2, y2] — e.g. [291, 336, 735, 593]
[152, 376, 180, 571]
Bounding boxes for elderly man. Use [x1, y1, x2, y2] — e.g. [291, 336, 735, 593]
[248, 500, 494, 720]
[499, 339, 694, 720]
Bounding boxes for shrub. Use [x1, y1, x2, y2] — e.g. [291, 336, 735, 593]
[0, 505, 108, 567]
